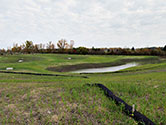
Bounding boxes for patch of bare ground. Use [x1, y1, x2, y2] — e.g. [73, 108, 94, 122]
[46, 57, 161, 72]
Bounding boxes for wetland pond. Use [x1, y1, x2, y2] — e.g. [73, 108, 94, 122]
[72, 63, 138, 73]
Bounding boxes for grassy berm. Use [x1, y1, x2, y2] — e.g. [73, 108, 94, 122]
[0, 54, 166, 124]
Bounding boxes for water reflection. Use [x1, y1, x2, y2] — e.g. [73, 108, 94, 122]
[72, 63, 138, 73]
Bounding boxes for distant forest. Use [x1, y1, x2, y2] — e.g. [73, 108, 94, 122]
[0, 39, 166, 56]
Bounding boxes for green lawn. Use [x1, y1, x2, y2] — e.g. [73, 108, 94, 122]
[0, 54, 165, 124]
[0, 54, 158, 73]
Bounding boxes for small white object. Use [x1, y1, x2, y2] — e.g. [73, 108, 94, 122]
[6, 67, 13, 70]
[68, 57, 72, 60]
[18, 59, 23, 63]
[132, 104, 135, 113]
[154, 85, 159, 88]
[47, 110, 51, 114]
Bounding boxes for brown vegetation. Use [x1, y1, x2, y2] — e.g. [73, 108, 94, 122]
[0, 39, 166, 56]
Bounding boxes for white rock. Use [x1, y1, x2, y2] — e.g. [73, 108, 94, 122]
[47, 110, 51, 114]
[6, 67, 13, 70]
[18, 60, 23, 63]
[68, 57, 72, 60]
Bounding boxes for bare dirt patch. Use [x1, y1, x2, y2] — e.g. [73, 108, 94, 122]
[46, 58, 160, 72]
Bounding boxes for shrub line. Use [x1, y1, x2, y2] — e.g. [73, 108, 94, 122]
[87, 83, 155, 125]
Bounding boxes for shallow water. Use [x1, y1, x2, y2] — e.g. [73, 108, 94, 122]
[72, 63, 138, 73]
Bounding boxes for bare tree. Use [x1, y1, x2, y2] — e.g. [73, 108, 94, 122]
[46, 41, 55, 52]
[24, 40, 34, 53]
[47, 41, 55, 49]
[57, 39, 68, 50]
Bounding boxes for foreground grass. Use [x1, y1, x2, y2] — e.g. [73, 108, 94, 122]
[0, 54, 166, 124]
[0, 71, 166, 124]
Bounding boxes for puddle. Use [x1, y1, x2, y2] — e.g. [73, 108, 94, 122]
[72, 63, 138, 73]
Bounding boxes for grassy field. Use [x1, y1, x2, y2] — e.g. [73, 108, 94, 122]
[0, 54, 166, 124]
[0, 54, 159, 73]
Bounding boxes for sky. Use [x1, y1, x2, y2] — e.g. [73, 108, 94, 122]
[0, 0, 166, 49]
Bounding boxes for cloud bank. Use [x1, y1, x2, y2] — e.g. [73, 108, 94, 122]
[0, 0, 166, 49]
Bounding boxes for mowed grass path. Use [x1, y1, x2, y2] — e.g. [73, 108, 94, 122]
[0, 54, 166, 124]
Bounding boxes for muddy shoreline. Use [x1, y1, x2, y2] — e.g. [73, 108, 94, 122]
[47, 58, 160, 72]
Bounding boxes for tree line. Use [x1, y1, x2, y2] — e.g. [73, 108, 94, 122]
[0, 39, 166, 56]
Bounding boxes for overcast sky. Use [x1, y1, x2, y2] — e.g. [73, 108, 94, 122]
[0, 0, 166, 49]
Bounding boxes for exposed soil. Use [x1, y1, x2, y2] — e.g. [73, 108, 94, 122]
[47, 62, 125, 72]
[46, 58, 160, 72]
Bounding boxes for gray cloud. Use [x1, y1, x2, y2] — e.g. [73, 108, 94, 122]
[0, 0, 166, 49]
